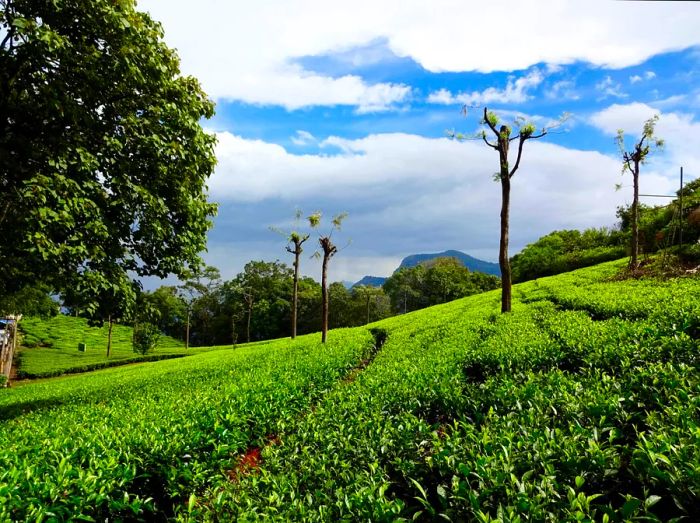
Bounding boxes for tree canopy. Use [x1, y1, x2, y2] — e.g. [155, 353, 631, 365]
[0, 0, 218, 313]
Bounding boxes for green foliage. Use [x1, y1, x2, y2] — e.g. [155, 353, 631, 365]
[4, 260, 698, 521]
[0, 283, 58, 317]
[132, 322, 161, 355]
[0, 0, 218, 314]
[0, 329, 373, 520]
[511, 228, 626, 282]
[485, 111, 499, 128]
[615, 175, 700, 253]
[17, 314, 188, 378]
[384, 257, 500, 312]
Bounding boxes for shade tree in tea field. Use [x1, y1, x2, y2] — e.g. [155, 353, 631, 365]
[309, 212, 347, 343]
[615, 116, 664, 269]
[270, 210, 311, 339]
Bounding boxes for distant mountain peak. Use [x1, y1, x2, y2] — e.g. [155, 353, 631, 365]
[351, 250, 500, 287]
[397, 250, 500, 276]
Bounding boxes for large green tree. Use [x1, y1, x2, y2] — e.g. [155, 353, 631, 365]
[0, 0, 217, 312]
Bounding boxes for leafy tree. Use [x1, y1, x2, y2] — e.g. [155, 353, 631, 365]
[132, 322, 160, 355]
[383, 265, 427, 313]
[476, 108, 564, 312]
[384, 257, 499, 313]
[62, 263, 137, 356]
[231, 260, 293, 343]
[271, 210, 310, 339]
[510, 228, 625, 282]
[616, 115, 664, 269]
[309, 212, 347, 343]
[351, 285, 387, 325]
[0, 0, 217, 315]
[178, 266, 220, 349]
[328, 282, 352, 329]
[140, 286, 187, 340]
[0, 283, 58, 317]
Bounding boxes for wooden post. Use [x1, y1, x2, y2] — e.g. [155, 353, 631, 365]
[1, 316, 21, 387]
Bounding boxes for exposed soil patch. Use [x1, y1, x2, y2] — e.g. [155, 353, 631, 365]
[226, 433, 283, 483]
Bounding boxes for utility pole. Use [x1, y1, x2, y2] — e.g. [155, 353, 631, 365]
[679, 166, 684, 246]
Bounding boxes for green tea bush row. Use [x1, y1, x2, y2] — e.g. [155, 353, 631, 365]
[0, 329, 373, 521]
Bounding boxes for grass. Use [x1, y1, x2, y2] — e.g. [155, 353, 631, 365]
[1, 258, 699, 522]
[17, 315, 216, 378]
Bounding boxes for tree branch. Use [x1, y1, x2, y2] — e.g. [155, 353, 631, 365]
[481, 134, 498, 149]
[0, 26, 15, 50]
[509, 135, 526, 178]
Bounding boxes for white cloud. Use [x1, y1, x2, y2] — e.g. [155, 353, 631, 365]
[546, 79, 580, 100]
[291, 130, 317, 146]
[427, 70, 544, 105]
[630, 70, 655, 84]
[205, 130, 685, 282]
[139, 0, 700, 109]
[589, 102, 700, 177]
[596, 76, 627, 99]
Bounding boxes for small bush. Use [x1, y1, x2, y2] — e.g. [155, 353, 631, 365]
[132, 322, 161, 355]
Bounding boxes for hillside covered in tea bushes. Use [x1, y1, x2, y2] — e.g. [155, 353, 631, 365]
[1, 259, 698, 521]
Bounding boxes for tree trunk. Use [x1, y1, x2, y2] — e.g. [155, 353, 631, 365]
[185, 310, 190, 350]
[366, 294, 371, 325]
[292, 248, 300, 339]
[499, 175, 512, 313]
[246, 297, 252, 344]
[321, 253, 329, 343]
[106, 315, 113, 357]
[630, 165, 640, 269]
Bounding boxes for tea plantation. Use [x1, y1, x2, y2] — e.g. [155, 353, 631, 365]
[1, 259, 698, 522]
[17, 315, 214, 379]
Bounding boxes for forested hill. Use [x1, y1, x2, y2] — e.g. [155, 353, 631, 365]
[353, 250, 501, 287]
[398, 250, 501, 276]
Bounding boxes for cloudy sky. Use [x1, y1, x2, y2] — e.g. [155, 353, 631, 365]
[139, 0, 700, 284]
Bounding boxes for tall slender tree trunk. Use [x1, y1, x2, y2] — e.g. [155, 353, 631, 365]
[499, 157, 512, 313]
[246, 297, 253, 343]
[366, 294, 371, 325]
[185, 310, 190, 350]
[321, 253, 329, 343]
[106, 315, 113, 357]
[630, 165, 640, 269]
[292, 249, 300, 339]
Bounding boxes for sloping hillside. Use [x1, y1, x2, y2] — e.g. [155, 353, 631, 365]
[1, 259, 698, 521]
[17, 315, 211, 378]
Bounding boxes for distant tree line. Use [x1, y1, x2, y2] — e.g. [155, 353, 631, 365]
[136, 260, 394, 347]
[383, 257, 500, 314]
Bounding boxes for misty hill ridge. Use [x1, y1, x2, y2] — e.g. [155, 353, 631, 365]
[353, 250, 500, 287]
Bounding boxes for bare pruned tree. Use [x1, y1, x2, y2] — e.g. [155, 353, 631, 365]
[616, 115, 663, 270]
[271, 210, 310, 339]
[309, 211, 347, 343]
[455, 107, 568, 313]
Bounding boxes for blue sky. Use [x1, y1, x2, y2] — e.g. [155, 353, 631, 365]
[140, 0, 700, 284]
